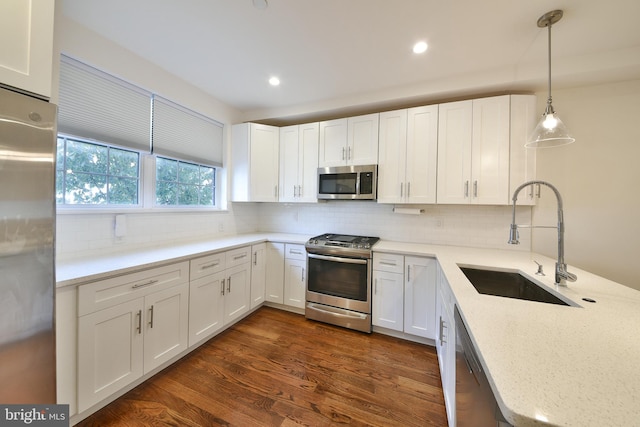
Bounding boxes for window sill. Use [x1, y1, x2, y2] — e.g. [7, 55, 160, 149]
[56, 206, 227, 215]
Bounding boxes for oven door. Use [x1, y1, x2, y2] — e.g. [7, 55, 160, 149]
[306, 253, 371, 314]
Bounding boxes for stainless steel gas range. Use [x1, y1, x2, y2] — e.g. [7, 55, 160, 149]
[304, 233, 380, 333]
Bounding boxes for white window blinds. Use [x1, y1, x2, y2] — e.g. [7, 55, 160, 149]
[152, 96, 224, 167]
[58, 55, 152, 152]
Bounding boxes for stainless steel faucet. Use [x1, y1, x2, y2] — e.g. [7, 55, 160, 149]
[508, 180, 577, 286]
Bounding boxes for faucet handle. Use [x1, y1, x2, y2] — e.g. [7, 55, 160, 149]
[534, 260, 545, 276]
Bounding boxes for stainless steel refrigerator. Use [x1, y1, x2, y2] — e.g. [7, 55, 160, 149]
[0, 86, 57, 403]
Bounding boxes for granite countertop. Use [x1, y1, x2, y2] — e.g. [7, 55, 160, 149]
[374, 240, 640, 427]
[57, 234, 640, 426]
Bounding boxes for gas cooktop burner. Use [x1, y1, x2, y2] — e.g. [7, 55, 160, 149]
[305, 233, 380, 258]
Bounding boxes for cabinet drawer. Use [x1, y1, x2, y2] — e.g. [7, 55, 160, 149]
[284, 244, 306, 261]
[373, 253, 404, 274]
[226, 246, 251, 268]
[190, 252, 226, 281]
[78, 261, 189, 316]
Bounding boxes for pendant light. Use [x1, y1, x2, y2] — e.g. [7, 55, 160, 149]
[526, 10, 575, 148]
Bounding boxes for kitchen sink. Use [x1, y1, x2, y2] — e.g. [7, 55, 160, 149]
[459, 267, 570, 306]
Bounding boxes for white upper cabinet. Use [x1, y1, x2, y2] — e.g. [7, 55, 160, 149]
[0, 0, 55, 98]
[319, 113, 379, 167]
[437, 96, 514, 205]
[232, 123, 280, 202]
[378, 106, 438, 204]
[509, 95, 538, 206]
[279, 122, 319, 203]
[437, 100, 474, 204]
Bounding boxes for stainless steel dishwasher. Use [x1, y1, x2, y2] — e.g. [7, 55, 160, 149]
[455, 306, 513, 427]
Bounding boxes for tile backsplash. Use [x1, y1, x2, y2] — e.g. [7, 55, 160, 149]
[257, 202, 532, 249]
[56, 202, 531, 260]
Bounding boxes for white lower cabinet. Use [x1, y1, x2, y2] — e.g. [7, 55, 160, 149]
[250, 243, 267, 308]
[188, 246, 252, 348]
[372, 269, 404, 331]
[77, 261, 190, 413]
[265, 242, 285, 304]
[257, 242, 306, 310]
[372, 253, 437, 339]
[223, 261, 251, 323]
[404, 256, 437, 338]
[436, 266, 456, 427]
[283, 244, 307, 309]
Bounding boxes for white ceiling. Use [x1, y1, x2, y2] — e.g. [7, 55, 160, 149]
[62, 0, 640, 124]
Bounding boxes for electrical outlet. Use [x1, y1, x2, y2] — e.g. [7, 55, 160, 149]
[218, 222, 224, 232]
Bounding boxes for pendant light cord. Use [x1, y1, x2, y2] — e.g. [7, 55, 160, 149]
[546, 22, 554, 113]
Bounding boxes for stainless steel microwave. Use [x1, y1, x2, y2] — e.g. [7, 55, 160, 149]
[317, 165, 377, 200]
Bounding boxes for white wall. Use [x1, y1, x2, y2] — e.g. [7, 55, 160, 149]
[53, 13, 257, 260]
[532, 79, 640, 290]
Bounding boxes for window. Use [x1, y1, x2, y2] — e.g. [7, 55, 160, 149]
[155, 157, 216, 206]
[56, 56, 224, 211]
[56, 136, 140, 205]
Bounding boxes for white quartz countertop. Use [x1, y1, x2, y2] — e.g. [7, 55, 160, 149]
[374, 240, 640, 427]
[57, 235, 640, 426]
[56, 233, 310, 288]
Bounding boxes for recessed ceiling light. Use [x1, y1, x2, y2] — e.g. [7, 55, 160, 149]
[252, 0, 268, 10]
[269, 76, 280, 86]
[413, 41, 428, 54]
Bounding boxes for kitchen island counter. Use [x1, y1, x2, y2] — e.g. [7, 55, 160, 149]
[374, 240, 640, 427]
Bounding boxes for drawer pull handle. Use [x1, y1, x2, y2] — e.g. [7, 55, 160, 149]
[233, 254, 247, 260]
[289, 250, 302, 255]
[132, 279, 158, 289]
[379, 261, 397, 266]
[202, 261, 220, 269]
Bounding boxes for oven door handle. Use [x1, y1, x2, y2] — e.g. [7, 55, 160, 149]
[307, 253, 368, 265]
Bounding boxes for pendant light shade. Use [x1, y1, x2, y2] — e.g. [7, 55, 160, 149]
[526, 10, 575, 148]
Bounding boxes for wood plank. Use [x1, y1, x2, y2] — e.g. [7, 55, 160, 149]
[75, 307, 447, 426]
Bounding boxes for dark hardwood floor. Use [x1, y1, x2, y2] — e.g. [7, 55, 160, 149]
[76, 306, 447, 426]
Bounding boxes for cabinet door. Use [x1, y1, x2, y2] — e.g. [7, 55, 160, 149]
[437, 100, 473, 204]
[319, 118, 348, 167]
[143, 283, 189, 373]
[250, 123, 280, 202]
[0, 0, 54, 98]
[251, 243, 267, 308]
[298, 122, 319, 202]
[372, 270, 404, 331]
[188, 271, 225, 347]
[279, 125, 299, 202]
[265, 242, 285, 304]
[348, 113, 379, 165]
[224, 263, 251, 324]
[509, 95, 538, 206]
[406, 105, 438, 204]
[77, 298, 144, 412]
[471, 96, 510, 205]
[284, 258, 306, 309]
[404, 257, 437, 339]
[377, 109, 408, 204]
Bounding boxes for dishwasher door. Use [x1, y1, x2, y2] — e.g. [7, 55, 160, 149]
[455, 306, 512, 427]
